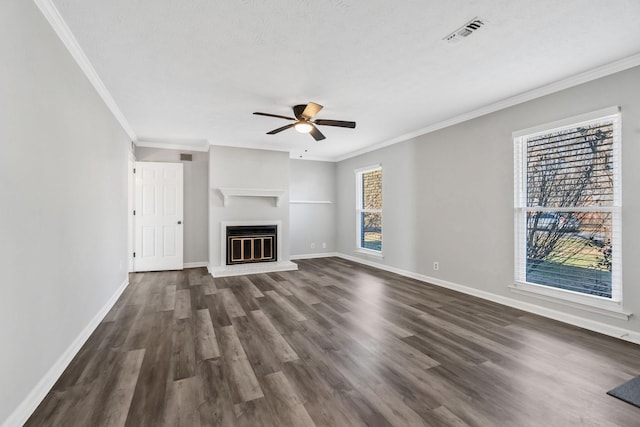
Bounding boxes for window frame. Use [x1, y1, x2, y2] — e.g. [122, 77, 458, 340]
[355, 164, 383, 257]
[512, 107, 625, 316]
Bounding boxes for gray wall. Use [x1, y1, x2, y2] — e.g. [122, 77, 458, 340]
[289, 160, 337, 256]
[135, 147, 209, 264]
[0, 0, 131, 424]
[337, 65, 640, 336]
[209, 146, 290, 268]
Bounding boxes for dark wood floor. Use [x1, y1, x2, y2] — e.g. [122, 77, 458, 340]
[26, 257, 640, 426]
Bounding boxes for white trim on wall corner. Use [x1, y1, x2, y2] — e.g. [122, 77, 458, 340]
[183, 262, 209, 269]
[2, 277, 130, 427]
[335, 253, 640, 346]
[33, 0, 136, 141]
[290, 252, 339, 260]
[334, 53, 640, 162]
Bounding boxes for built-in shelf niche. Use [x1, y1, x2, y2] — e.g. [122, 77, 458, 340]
[217, 187, 287, 207]
[289, 200, 332, 204]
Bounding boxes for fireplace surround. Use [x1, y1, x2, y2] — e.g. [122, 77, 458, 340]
[211, 220, 297, 277]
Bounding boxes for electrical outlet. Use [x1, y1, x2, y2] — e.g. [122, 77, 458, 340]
[322, 242, 327, 249]
[311, 243, 316, 249]
[433, 261, 439, 271]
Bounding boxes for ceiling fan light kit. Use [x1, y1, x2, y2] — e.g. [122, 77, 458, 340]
[294, 122, 313, 133]
[254, 102, 356, 141]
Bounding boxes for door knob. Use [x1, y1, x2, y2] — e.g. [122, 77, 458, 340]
[178, 221, 182, 224]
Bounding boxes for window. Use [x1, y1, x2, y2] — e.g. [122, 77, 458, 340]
[514, 107, 621, 306]
[356, 165, 382, 254]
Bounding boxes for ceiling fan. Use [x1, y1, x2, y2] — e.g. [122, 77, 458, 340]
[253, 102, 356, 141]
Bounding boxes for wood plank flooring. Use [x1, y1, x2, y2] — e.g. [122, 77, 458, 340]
[26, 257, 640, 426]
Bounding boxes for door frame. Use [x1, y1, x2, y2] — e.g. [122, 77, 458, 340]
[127, 151, 136, 272]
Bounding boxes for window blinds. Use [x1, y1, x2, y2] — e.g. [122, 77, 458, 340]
[514, 110, 621, 301]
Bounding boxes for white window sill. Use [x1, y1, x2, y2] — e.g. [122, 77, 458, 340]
[509, 281, 631, 320]
[355, 248, 384, 259]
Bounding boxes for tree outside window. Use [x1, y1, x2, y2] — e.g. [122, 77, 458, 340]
[515, 110, 621, 300]
[356, 166, 382, 252]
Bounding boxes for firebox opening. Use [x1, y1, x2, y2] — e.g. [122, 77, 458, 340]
[226, 225, 277, 265]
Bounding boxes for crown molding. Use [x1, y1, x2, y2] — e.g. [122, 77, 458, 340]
[135, 139, 210, 152]
[210, 141, 292, 154]
[288, 153, 334, 162]
[334, 52, 640, 162]
[33, 0, 136, 140]
[30, 0, 640, 164]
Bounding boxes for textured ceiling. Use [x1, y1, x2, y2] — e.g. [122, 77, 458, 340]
[51, 0, 640, 160]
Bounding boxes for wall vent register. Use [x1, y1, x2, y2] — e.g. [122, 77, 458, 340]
[226, 225, 277, 265]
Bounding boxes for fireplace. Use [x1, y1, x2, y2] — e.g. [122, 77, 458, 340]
[226, 225, 277, 265]
[213, 220, 295, 277]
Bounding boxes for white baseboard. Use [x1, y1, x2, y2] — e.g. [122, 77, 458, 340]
[183, 261, 209, 269]
[2, 277, 130, 427]
[290, 252, 339, 260]
[336, 253, 640, 346]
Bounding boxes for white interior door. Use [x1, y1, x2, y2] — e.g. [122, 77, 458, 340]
[134, 161, 183, 272]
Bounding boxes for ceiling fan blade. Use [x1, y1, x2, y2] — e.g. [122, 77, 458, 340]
[309, 124, 326, 141]
[292, 105, 305, 120]
[301, 102, 323, 120]
[253, 112, 296, 121]
[266, 123, 295, 135]
[314, 119, 356, 128]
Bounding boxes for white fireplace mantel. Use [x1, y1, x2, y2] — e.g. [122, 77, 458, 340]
[217, 187, 287, 207]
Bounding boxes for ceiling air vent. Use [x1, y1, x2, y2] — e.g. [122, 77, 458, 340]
[443, 17, 485, 43]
